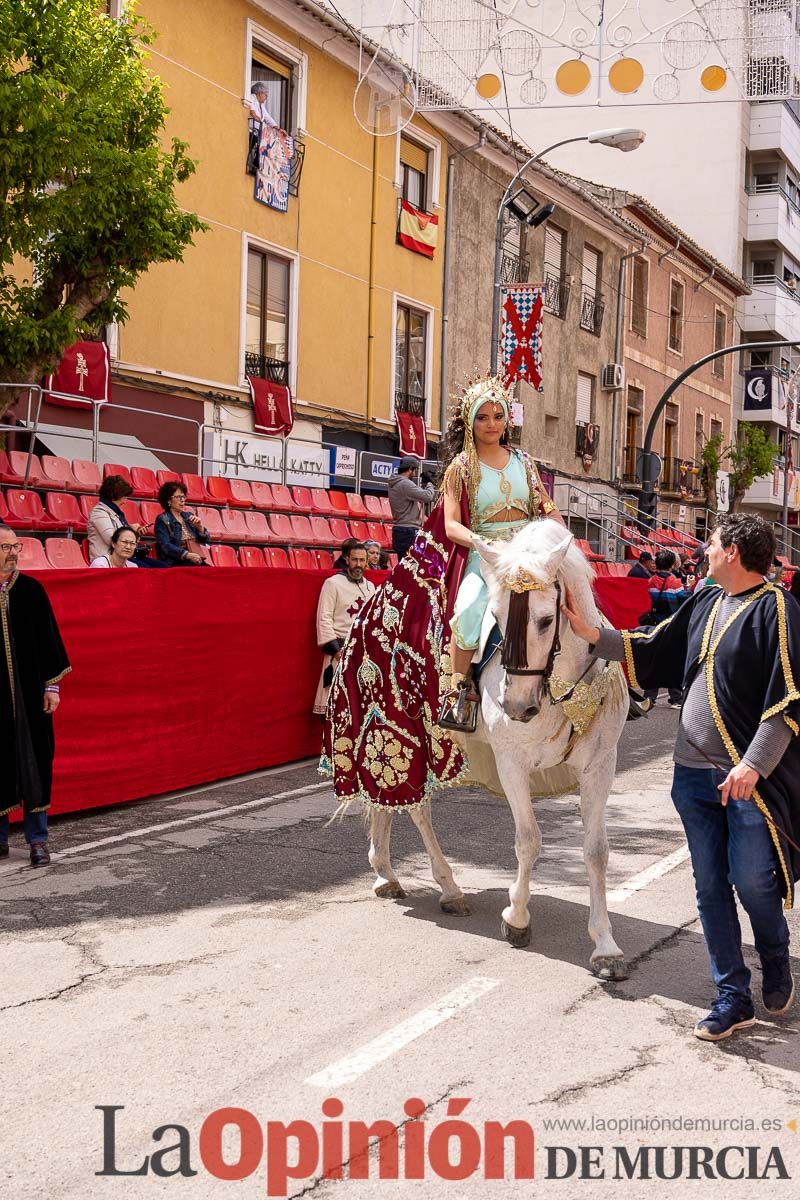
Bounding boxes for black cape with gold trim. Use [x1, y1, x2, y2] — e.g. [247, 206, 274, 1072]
[618, 581, 800, 906]
[1, 571, 71, 818]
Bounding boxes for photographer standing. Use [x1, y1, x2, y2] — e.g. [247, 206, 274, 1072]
[387, 456, 436, 559]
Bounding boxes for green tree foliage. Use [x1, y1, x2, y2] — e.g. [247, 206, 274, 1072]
[0, 0, 205, 410]
[699, 433, 724, 515]
[726, 423, 779, 511]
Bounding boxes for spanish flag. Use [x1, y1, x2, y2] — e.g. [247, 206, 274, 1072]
[397, 199, 439, 259]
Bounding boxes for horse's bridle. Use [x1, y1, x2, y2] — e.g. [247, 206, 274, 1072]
[499, 578, 562, 682]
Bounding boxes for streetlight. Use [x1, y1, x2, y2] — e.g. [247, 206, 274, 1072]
[490, 128, 646, 369]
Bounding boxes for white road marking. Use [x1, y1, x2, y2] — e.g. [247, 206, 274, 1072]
[27, 781, 334, 864]
[305, 976, 500, 1089]
[607, 844, 691, 903]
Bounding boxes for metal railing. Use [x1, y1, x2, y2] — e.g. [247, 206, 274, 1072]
[622, 444, 642, 485]
[747, 271, 800, 301]
[394, 390, 426, 417]
[501, 250, 530, 285]
[746, 180, 800, 217]
[246, 132, 305, 198]
[244, 353, 290, 384]
[543, 273, 570, 319]
[579, 291, 605, 335]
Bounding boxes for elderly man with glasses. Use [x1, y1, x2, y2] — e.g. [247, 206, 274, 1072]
[0, 525, 70, 866]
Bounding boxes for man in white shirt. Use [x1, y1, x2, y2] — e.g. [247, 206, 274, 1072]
[313, 543, 375, 715]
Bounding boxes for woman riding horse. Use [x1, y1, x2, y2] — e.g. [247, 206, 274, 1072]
[321, 375, 564, 811]
[439, 377, 563, 723]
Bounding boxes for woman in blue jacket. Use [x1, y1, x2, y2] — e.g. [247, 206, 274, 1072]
[154, 481, 211, 566]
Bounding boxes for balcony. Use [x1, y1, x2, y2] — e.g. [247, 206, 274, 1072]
[501, 250, 530, 285]
[579, 290, 605, 336]
[246, 132, 305, 198]
[622, 444, 642, 486]
[543, 273, 570, 320]
[750, 101, 800, 163]
[394, 390, 426, 417]
[744, 459, 800, 509]
[660, 457, 701, 497]
[745, 182, 800, 262]
[739, 363, 800, 428]
[244, 352, 290, 384]
[740, 274, 800, 341]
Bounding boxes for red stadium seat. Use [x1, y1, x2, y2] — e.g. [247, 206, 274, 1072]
[17, 537, 50, 570]
[250, 481, 274, 511]
[45, 537, 87, 569]
[71, 459, 102, 493]
[118, 499, 142, 528]
[42, 455, 80, 491]
[244, 511, 270, 543]
[0, 489, 30, 528]
[196, 507, 224, 540]
[366, 521, 389, 549]
[290, 514, 314, 545]
[349, 520, 369, 542]
[309, 516, 336, 546]
[238, 546, 267, 568]
[209, 544, 239, 568]
[328, 491, 350, 515]
[379, 497, 393, 521]
[346, 492, 368, 518]
[130, 466, 158, 498]
[45, 492, 86, 532]
[103, 463, 134, 488]
[8, 451, 45, 486]
[291, 486, 313, 513]
[79, 494, 96, 521]
[264, 546, 291, 568]
[309, 489, 334, 516]
[0, 451, 18, 485]
[270, 484, 298, 513]
[576, 538, 604, 562]
[205, 476, 233, 506]
[290, 547, 316, 570]
[314, 549, 334, 570]
[181, 473, 212, 504]
[229, 479, 254, 509]
[138, 501, 162, 530]
[364, 495, 384, 518]
[329, 517, 351, 545]
[267, 513, 297, 543]
[157, 470, 180, 489]
[220, 509, 248, 542]
[5, 490, 59, 531]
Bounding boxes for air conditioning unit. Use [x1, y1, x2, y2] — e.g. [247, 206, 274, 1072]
[601, 362, 624, 390]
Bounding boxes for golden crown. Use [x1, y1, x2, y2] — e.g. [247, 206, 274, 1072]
[452, 373, 511, 422]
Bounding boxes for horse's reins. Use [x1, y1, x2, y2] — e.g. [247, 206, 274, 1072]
[685, 736, 800, 857]
[500, 579, 562, 680]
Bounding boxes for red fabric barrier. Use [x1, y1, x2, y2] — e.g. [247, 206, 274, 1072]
[15, 568, 643, 820]
[593, 576, 651, 630]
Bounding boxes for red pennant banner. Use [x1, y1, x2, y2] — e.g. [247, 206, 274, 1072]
[44, 340, 110, 408]
[248, 375, 294, 438]
[396, 410, 427, 459]
[499, 285, 544, 390]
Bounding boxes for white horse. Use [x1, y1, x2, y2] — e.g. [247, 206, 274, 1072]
[367, 522, 630, 979]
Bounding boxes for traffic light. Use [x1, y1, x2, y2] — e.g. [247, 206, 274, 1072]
[637, 487, 658, 531]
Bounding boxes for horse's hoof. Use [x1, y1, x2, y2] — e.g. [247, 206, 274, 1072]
[591, 956, 629, 981]
[440, 896, 471, 916]
[501, 917, 531, 948]
[374, 881, 406, 900]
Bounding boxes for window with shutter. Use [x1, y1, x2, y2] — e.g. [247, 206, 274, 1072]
[631, 257, 648, 336]
[544, 226, 564, 277]
[582, 247, 600, 297]
[576, 372, 594, 425]
[543, 226, 568, 317]
[400, 137, 429, 211]
[712, 309, 727, 377]
[668, 279, 684, 353]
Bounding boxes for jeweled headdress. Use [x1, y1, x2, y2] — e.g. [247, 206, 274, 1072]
[449, 373, 512, 521]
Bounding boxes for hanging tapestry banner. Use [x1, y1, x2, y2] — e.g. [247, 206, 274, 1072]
[44, 340, 110, 408]
[255, 126, 295, 212]
[248, 375, 294, 437]
[396, 410, 427, 458]
[499, 285, 544, 390]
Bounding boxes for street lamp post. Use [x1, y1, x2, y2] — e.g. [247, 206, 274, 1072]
[489, 127, 646, 372]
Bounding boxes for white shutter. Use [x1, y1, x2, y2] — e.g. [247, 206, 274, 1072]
[582, 247, 599, 297]
[544, 226, 563, 276]
[576, 372, 593, 425]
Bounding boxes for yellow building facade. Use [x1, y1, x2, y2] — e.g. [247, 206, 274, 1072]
[112, 0, 448, 468]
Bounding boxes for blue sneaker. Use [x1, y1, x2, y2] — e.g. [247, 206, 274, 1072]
[694, 995, 756, 1042]
[761, 952, 795, 1016]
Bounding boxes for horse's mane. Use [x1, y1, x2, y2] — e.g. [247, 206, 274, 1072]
[492, 521, 596, 592]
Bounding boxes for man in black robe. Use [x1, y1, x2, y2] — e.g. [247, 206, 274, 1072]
[0, 526, 71, 866]
[563, 513, 800, 1042]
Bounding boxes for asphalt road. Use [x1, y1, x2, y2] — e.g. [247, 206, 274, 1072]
[2, 701, 799, 1198]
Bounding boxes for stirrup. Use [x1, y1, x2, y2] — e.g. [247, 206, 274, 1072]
[438, 678, 479, 733]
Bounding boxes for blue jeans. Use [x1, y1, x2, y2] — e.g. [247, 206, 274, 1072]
[672, 764, 789, 1002]
[0, 809, 48, 846]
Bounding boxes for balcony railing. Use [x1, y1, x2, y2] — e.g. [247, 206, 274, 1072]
[660, 457, 701, 496]
[747, 272, 800, 302]
[501, 250, 530, 285]
[622, 444, 642, 485]
[394, 390, 426, 417]
[579, 290, 605, 335]
[246, 132, 305, 198]
[745, 181, 800, 216]
[543, 273, 570, 319]
[244, 352, 290, 384]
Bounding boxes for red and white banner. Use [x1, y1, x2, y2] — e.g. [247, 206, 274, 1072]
[396, 410, 427, 459]
[397, 200, 439, 259]
[499, 285, 544, 390]
[248, 375, 294, 438]
[44, 340, 110, 408]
